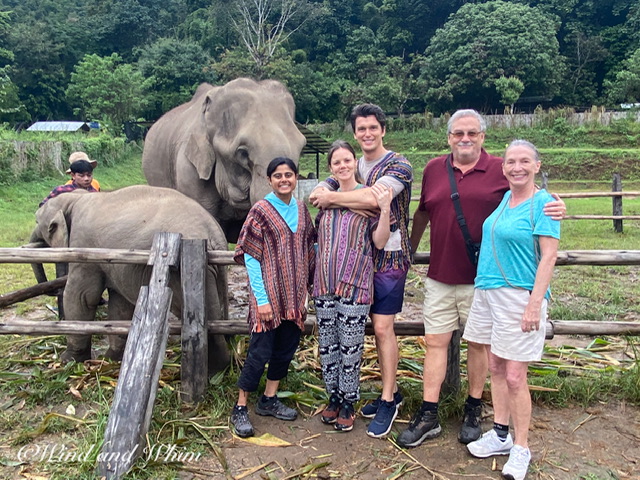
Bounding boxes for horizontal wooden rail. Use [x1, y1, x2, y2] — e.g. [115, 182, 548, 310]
[557, 191, 640, 198]
[0, 319, 638, 340]
[3, 248, 640, 267]
[0, 248, 236, 266]
[565, 215, 640, 220]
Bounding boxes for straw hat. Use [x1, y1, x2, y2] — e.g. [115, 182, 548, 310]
[66, 151, 97, 173]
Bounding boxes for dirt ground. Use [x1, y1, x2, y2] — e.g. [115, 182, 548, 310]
[203, 401, 639, 480]
[0, 266, 639, 479]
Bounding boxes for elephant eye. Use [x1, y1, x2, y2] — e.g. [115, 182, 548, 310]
[236, 147, 250, 164]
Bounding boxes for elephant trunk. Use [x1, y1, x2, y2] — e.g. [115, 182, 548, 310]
[28, 229, 49, 284]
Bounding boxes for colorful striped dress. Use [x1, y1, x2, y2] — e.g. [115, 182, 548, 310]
[313, 192, 382, 304]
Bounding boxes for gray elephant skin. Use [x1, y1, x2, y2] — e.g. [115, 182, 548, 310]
[142, 77, 306, 243]
[31, 185, 230, 372]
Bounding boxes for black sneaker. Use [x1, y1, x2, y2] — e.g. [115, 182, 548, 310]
[458, 402, 483, 444]
[255, 396, 298, 421]
[397, 408, 442, 448]
[361, 390, 403, 419]
[230, 405, 254, 438]
[321, 395, 342, 424]
[335, 401, 355, 432]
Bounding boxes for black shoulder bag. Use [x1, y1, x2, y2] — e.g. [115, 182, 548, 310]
[446, 155, 482, 266]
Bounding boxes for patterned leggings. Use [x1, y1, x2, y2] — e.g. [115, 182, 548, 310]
[315, 295, 369, 403]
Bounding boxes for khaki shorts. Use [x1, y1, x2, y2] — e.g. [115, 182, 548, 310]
[422, 278, 475, 334]
[462, 288, 547, 362]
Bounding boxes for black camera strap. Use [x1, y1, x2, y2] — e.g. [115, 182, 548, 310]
[446, 155, 479, 266]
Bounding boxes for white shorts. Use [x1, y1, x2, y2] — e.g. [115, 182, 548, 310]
[462, 288, 547, 362]
[423, 278, 475, 335]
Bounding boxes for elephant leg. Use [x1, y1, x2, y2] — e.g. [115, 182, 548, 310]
[206, 265, 230, 374]
[208, 333, 231, 374]
[60, 266, 105, 363]
[104, 289, 135, 361]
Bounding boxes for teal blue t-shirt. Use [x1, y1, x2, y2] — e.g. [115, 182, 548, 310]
[474, 189, 561, 299]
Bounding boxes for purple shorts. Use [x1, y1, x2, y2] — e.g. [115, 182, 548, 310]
[371, 267, 409, 315]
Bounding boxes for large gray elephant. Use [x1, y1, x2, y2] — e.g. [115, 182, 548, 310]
[30, 185, 230, 372]
[142, 77, 306, 243]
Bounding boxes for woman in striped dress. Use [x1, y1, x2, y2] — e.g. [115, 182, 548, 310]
[314, 140, 393, 432]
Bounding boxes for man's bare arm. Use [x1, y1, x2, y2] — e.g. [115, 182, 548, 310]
[311, 186, 378, 210]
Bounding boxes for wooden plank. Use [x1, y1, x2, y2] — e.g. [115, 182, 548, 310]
[4, 248, 640, 268]
[180, 239, 208, 403]
[97, 232, 180, 480]
[564, 215, 640, 220]
[2, 318, 640, 338]
[0, 247, 151, 264]
[0, 276, 66, 307]
[557, 191, 640, 198]
[0, 247, 235, 266]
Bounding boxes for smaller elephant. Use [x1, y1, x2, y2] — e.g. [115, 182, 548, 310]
[30, 185, 230, 372]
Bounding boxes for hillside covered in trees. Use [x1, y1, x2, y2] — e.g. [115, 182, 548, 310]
[0, 0, 639, 127]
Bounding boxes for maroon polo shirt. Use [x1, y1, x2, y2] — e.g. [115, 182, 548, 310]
[418, 149, 508, 285]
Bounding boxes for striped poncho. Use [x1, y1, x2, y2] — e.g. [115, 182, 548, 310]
[234, 199, 316, 333]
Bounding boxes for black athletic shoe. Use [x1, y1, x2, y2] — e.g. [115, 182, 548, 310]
[230, 405, 254, 438]
[335, 401, 356, 432]
[397, 408, 442, 448]
[458, 402, 482, 444]
[321, 395, 342, 424]
[255, 396, 298, 421]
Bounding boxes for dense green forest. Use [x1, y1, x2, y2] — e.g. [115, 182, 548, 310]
[0, 0, 639, 128]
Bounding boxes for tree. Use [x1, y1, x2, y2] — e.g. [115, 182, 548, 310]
[421, 0, 565, 112]
[137, 38, 215, 119]
[230, 0, 316, 78]
[495, 76, 524, 113]
[66, 53, 150, 130]
[604, 48, 640, 104]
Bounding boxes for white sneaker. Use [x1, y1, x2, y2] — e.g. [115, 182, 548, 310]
[502, 444, 531, 480]
[467, 429, 513, 458]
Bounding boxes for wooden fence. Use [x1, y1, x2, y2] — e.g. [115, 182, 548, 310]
[2, 241, 640, 478]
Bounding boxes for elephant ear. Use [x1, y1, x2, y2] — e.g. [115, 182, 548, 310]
[46, 210, 70, 248]
[183, 94, 218, 181]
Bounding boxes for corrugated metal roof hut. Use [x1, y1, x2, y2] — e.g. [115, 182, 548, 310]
[26, 121, 92, 132]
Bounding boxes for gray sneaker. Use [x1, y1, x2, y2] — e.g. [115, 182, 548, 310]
[230, 405, 254, 438]
[467, 429, 513, 458]
[396, 408, 442, 448]
[502, 444, 531, 480]
[255, 396, 298, 421]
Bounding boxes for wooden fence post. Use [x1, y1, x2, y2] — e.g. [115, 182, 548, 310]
[180, 238, 208, 403]
[96, 232, 181, 480]
[541, 172, 549, 190]
[612, 173, 623, 233]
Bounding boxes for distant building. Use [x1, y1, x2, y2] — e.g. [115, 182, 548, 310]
[26, 121, 100, 132]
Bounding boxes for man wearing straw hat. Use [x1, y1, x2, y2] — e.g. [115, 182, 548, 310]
[65, 151, 100, 191]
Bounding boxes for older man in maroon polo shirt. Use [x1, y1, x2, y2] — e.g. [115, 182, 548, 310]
[399, 109, 565, 449]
